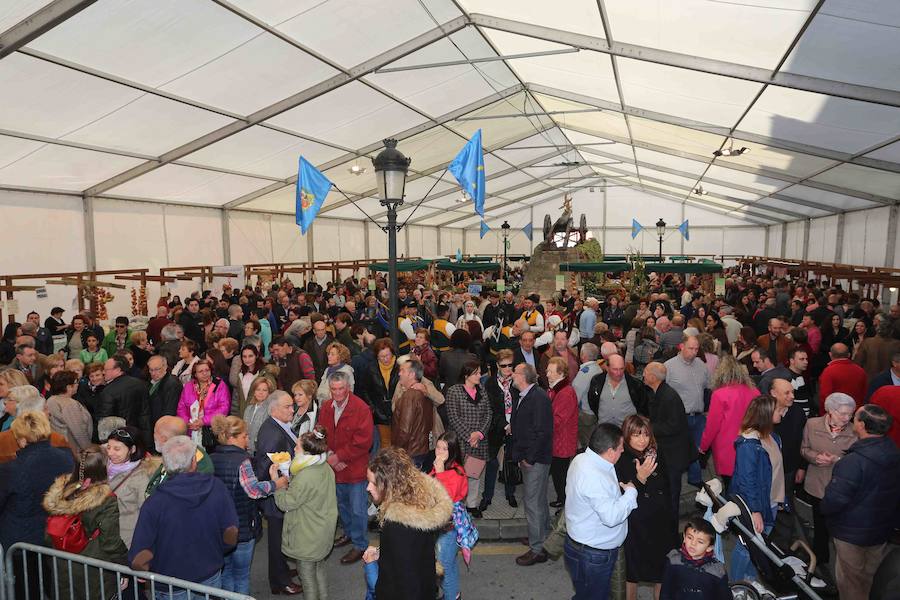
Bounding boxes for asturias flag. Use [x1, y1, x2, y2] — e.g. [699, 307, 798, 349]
[631, 219, 644, 239]
[480, 220, 490, 239]
[296, 157, 332, 235]
[523, 222, 533, 242]
[678, 219, 690, 241]
[449, 129, 486, 217]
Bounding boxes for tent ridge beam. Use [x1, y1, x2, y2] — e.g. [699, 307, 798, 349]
[0, 0, 98, 59]
[82, 14, 469, 197]
[469, 13, 900, 107]
[374, 48, 580, 73]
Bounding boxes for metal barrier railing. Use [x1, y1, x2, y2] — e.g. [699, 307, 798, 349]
[3, 542, 256, 600]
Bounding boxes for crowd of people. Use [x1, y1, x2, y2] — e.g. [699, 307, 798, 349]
[0, 270, 898, 600]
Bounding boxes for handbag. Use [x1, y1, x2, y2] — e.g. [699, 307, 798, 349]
[498, 454, 522, 486]
[463, 455, 486, 479]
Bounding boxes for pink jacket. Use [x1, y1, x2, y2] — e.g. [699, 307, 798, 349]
[699, 383, 757, 476]
[177, 378, 231, 426]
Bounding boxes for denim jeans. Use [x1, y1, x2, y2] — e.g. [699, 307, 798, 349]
[730, 523, 773, 582]
[686, 414, 706, 485]
[221, 539, 255, 594]
[337, 481, 369, 550]
[437, 528, 460, 600]
[153, 570, 221, 600]
[564, 538, 618, 600]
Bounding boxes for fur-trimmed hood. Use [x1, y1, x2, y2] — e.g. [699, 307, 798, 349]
[380, 472, 452, 532]
[42, 475, 112, 515]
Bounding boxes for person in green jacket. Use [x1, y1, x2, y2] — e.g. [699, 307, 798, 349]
[275, 425, 338, 600]
[43, 445, 129, 600]
[101, 316, 133, 358]
[145, 415, 214, 496]
[80, 332, 109, 365]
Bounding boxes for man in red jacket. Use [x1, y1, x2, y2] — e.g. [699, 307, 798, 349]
[319, 370, 373, 565]
[819, 343, 868, 413]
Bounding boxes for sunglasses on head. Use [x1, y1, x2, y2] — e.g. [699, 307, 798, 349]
[110, 428, 132, 441]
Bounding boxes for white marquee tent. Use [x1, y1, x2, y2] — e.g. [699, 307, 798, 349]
[1, 0, 898, 303]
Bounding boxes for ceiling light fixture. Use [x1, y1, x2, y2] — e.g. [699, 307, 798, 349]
[455, 194, 468, 204]
[713, 142, 750, 158]
[348, 163, 367, 176]
[692, 185, 708, 196]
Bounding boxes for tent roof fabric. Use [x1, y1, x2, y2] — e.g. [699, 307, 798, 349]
[1, 1, 897, 228]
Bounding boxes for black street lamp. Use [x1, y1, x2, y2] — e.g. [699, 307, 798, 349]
[500, 220, 511, 279]
[656, 218, 666, 262]
[372, 139, 410, 352]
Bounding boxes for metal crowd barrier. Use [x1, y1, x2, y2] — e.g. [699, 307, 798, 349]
[3, 542, 256, 600]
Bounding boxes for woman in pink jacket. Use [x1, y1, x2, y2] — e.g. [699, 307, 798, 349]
[699, 354, 758, 488]
[177, 359, 231, 450]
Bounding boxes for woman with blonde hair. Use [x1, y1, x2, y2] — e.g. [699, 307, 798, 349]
[291, 379, 319, 437]
[39, 353, 66, 398]
[365, 447, 453, 600]
[210, 415, 287, 594]
[0, 369, 29, 431]
[700, 354, 757, 487]
[242, 374, 277, 455]
[316, 341, 354, 401]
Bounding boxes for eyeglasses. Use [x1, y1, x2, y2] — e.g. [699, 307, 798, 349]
[498, 363, 513, 368]
[116, 324, 127, 329]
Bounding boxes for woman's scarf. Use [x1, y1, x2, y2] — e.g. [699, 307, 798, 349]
[289, 452, 327, 476]
[108, 459, 140, 480]
[498, 376, 513, 420]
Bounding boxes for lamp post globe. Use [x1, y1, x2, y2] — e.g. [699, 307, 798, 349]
[371, 139, 410, 352]
[656, 218, 666, 261]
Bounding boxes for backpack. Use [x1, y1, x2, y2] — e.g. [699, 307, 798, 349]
[46, 513, 99, 553]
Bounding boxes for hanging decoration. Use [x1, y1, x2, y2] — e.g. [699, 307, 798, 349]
[90, 287, 114, 321]
[130, 286, 148, 317]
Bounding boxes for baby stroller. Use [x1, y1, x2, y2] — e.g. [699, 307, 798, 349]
[697, 479, 830, 600]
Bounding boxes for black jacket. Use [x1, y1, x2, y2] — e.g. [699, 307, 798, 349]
[587, 372, 649, 418]
[773, 402, 807, 474]
[149, 374, 183, 429]
[484, 376, 518, 457]
[97, 374, 150, 436]
[510, 385, 553, 465]
[820, 435, 900, 546]
[360, 361, 399, 425]
[647, 382, 697, 471]
[867, 368, 896, 400]
[438, 349, 478, 390]
[253, 418, 296, 519]
[177, 311, 206, 353]
[512, 346, 539, 369]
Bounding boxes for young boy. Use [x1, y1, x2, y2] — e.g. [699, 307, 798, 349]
[661, 517, 731, 600]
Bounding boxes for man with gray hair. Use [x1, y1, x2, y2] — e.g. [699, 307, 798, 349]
[572, 343, 601, 449]
[719, 305, 742, 345]
[664, 335, 709, 488]
[392, 358, 433, 470]
[145, 415, 214, 496]
[0, 386, 71, 462]
[129, 435, 239, 595]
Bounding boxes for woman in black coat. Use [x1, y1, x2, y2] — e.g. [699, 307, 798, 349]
[359, 338, 399, 430]
[481, 349, 520, 509]
[438, 329, 477, 391]
[615, 414, 678, 600]
[0, 322, 20, 365]
[367, 447, 452, 600]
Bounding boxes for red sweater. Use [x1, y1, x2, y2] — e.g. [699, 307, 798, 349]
[818, 358, 868, 413]
[870, 385, 900, 448]
[319, 393, 373, 484]
[431, 463, 468, 502]
[549, 380, 578, 458]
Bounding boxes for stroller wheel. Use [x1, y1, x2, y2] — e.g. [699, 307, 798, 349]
[730, 580, 761, 600]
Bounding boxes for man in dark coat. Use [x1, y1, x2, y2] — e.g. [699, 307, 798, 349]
[147, 355, 183, 430]
[643, 361, 696, 521]
[511, 363, 553, 566]
[821, 404, 900, 600]
[253, 391, 302, 595]
[178, 297, 206, 354]
[97, 356, 150, 437]
[302, 318, 334, 383]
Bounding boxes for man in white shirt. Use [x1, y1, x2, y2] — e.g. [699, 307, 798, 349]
[564, 423, 638, 600]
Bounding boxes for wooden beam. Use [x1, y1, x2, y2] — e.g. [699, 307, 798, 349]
[0, 285, 43, 291]
[114, 275, 177, 283]
[45, 278, 127, 289]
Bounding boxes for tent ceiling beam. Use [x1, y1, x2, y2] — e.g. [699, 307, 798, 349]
[83, 14, 470, 197]
[563, 122, 895, 206]
[374, 47, 580, 73]
[225, 83, 525, 210]
[0, 0, 97, 59]
[638, 182, 781, 224]
[527, 84, 900, 174]
[469, 13, 900, 108]
[455, 108, 602, 121]
[634, 187, 775, 226]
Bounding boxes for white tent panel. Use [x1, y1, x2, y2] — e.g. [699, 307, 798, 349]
[497, 181, 551, 201]
[229, 211, 275, 264]
[93, 198, 168, 270]
[698, 183, 761, 203]
[28, 0, 261, 88]
[462, 0, 605, 36]
[271, 214, 309, 263]
[617, 58, 763, 127]
[312, 220, 341, 261]
[444, 229, 464, 255]
[781, 5, 900, 92]
[0, 140, 144, 191]
[628, 117, 724, 158]
[414, 211, 471, 227]
[719, 138, 837, 179]
[682, 204, 755, 227]
[864, 141, 900, 163]
[368, 221, 388, 259]
[64, 93, 235, 156]
[737, 86, 900, 154]
[465, 229, 503, 256]
[265, 82, 428, 151]
[635, 166, 700, 190]
[164, 204, 225, 266]
[406, 224, 425, 258]
[810, 164, 900, 200]
[767, 224, 782, 257]
[535, 96, 631, 139]
[182, 126, 345, 179]
[106, 164, 274, 206]
[269, 0, 461, 70]
[321, 198, 384, 220]
[842, 206, 892, 266]
[604, 187, 682, 226]
[777, 184, 877, 211]
[0, 190, 85, 275]
[0, 0, 53, 31]
[0, 53, 142, 139]
[449, 95, 556, 149]
[724, 227, 766, 257]
[239, 185, 295, 213]
[783, 220, 805, 259]
[605, 0, 816, 69]
[754, 197, 829, 218]
[387, 127, 467, 176]
[161, 34, 338, 115]
[322, 160, 379, 195]
[686, 229, 722, 256]
[633, 148, 708, 176]
[807, 215, 839, 262]
[561, 129, 635, 161]
[702, 166, 788, 194]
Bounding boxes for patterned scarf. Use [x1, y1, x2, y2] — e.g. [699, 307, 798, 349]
[498, 376, 513, 419]
[679, 543, 715, 567]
